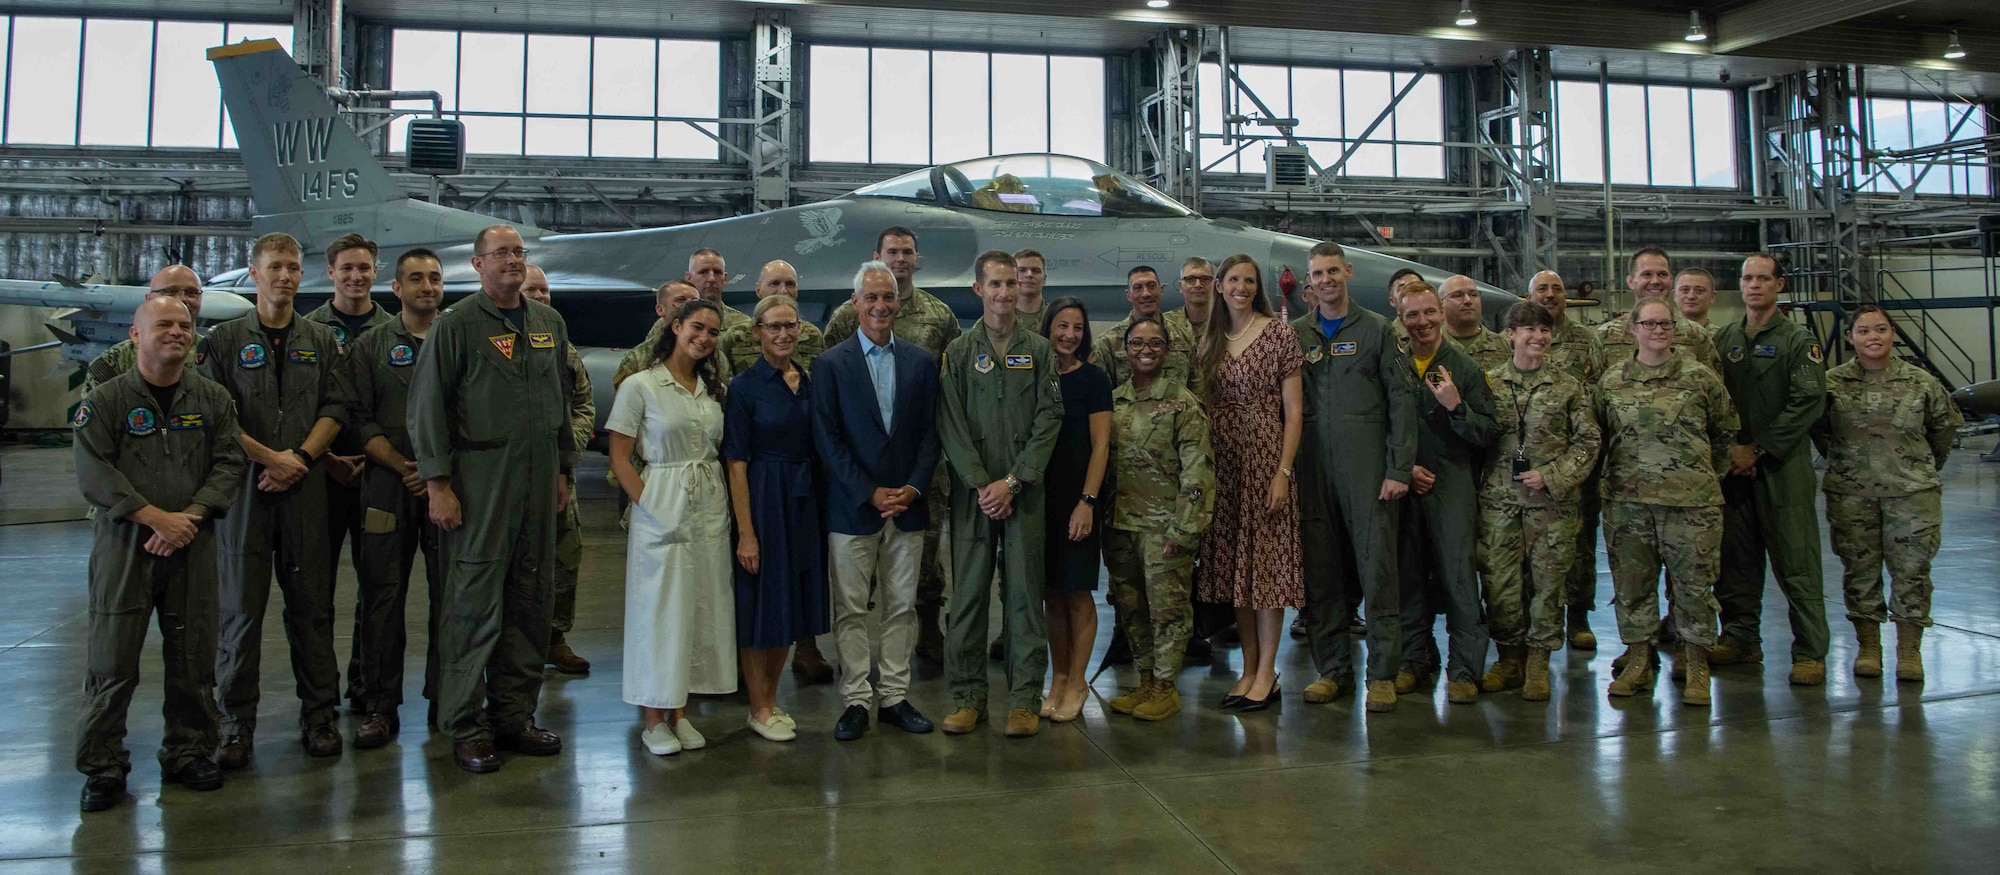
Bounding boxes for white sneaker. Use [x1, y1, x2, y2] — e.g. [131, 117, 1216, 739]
[748, 714, 797, 742]
[641, 722, 681, 756]
[670, 717, 706, 750]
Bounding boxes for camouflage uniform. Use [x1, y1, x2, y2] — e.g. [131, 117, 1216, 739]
[1596, 314, 1723, 376]
[1818, 359, 1960, 627]
[1713, 317, 1829, 661]
[551, 344, 595, 642]
[825, 286, 964, 638]
[1161, 308, 1211, 398]
[1105, 377, 1214, 683]
[1596, 351, 1737, 649]
[81, 338, 198, 396]
[1544, 316, 1607, 617]
[1477, 362, 1599, 649]
[1445, 326, 1511, 375]
[716, 317, 824, 376]
[1092, 314, 1197, 390]
[718, 302, 752, 331]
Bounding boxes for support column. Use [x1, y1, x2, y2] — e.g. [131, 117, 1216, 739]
[749, 12, 794, 212]
[1757, 67, 1862, 310]
[1472, 48, 1558, 293]
[1133, 29, 1201, 211]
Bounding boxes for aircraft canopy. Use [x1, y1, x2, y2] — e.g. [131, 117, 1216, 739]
[851, 154, 1194, 219]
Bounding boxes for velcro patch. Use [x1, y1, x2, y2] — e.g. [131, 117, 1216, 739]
[389, 343, 415, 367]
[169, 413, 205, 430]
[528, 332, 555, 349]
[126, 407, 158, 436]
[1807, 343, 1824, 364]
[238, 343, 268, 370]
[1331, 342, 1359, 356]
[288, 349, 319, 364]
[491, 335, 516, 359]
[1005, 354, 1034, 369]
[1753, 344, 1777, 358]
[71, 402, 92, 429]
[974, 354, 994, 373]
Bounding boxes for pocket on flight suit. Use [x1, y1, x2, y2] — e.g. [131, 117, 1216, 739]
[87, 525, 152, 615]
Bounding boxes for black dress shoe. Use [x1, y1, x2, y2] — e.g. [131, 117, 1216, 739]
[494, 725, 562, 756]
[834, 704, 870, 741]
[216, 733, 252, 770]
[354, 712, 396, 749]
[1288, 614, 1308, 640]
[453, 740, 502, 773]
[988, 637, 1006, 662]
[304, 723, 343, 757]
[166, 758, 224, 791]
[1236, 682, 1281, 713]
[1183, 637, 1214, 666]
[1218, 693, 1247, 709]
[80, 776, 125, 812]
[877, 700, 933, 734]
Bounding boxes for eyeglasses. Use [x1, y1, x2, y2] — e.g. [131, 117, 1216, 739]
[1179, 275, 1214, 284]
[1127, 338, 1169, 350]
[1633, 319, 1675, 332]
[758, 320, 801, 333]
[478, 247, 531, 261]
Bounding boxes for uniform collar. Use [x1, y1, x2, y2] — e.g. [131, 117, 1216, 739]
[1116, 375, 1174, 402]
[1621, 349, 1686, 381]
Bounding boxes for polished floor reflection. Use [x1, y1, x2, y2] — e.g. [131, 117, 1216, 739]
[3, 444, 1999, 873]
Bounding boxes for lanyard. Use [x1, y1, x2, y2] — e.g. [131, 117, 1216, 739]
[1508, 379, 1542, 460]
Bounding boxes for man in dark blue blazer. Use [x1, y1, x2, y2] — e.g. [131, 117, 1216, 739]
[812, 262, 942, 741]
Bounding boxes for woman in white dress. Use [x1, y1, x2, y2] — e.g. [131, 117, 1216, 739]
[607, 298, 736, 756]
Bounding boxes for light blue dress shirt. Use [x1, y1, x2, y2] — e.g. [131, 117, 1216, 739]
[859, 331, 896, 433]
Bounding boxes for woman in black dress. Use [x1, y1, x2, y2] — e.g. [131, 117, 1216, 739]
[1037, 297, 1113, 722]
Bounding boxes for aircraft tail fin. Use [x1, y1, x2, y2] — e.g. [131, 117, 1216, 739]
[210, 39, 523, 250]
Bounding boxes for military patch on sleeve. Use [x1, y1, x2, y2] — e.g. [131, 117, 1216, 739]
[71, 401, 92, 429]
[1331, 342, 1359, 356]
[1807, 343, 1824, 364]
[389, 343, 415, 367]
[288, 349, 319, 364]
[169, 413, 205, 430]
[490, 334, 517, 359]
[528, 332, 556, 350]
[1004, 354, 1034, 369]
[238, 342, 268, 369]
[974, 353, 994, 373]
[126, 407, 158, 436]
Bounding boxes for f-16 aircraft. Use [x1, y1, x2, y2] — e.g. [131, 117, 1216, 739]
[0, 277, 251, 365]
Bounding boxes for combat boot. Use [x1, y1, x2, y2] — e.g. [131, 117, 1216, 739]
[1611, 644, 1645, 673]
[1364, 680, 1397, 713]
[1394, 667, 1428, 694]
[1851, 621, 1883, 678]
[1607, 642, 1655, 697]
[1681, 645, 1711, 706]
[941, 708, 985, 735]
[1004, 708, 1041, 737]
[1480, 646, 1525, 692]
[1895, 622, 1925, 682]
[1567, 608, 1597, 651]
[1109, 673, 1155, 715]
[1708, 637, 1763, 665]
[1134, 685, 1182, 722]
[1522, 648, 1553, 702]
[547, 634, 590, 675]
[1787, 659, 1826, 686]
[1445, 681, 1478, 704]
[1303, 675, 1348, 704]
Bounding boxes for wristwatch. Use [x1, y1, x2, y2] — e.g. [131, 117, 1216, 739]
[1005, 474, 1023, 494]
[291, 448, 315, 466]
[1080, 493, 1097, 506]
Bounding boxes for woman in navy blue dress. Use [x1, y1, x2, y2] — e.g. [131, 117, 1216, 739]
[724, 295, 829, 743]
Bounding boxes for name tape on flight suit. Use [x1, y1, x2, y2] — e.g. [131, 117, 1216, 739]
[288, 349, 319, 364]
[169, 413, 205, 430]
[528, 332, 555, 349]
[1331, 342, 1358, 356]
[1005, 354, 1034, 369]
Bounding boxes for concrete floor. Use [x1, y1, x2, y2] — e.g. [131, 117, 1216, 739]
[3, 441, 2000, 873]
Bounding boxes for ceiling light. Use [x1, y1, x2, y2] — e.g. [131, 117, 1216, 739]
[1455, 1, 1477, 27]
[1145, 0, 1168, 7]
[1684, 10, 1708, 42]
[1944, 30, 1966, 60]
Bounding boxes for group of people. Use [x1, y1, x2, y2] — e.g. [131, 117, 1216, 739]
[68, 220, 1962, 813]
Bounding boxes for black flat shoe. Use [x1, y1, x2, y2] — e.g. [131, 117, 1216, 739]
[1218, 693, 1247, 709]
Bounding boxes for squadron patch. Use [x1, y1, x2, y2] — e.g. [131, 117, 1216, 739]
[1004, 354, 1033, 369]
[1306, 345, 1324, 363]
[331, 326, 349, 354]
[71, 402, 92, 429]
[389, 343, 415, 367]
[169, 413, 205, 430]
[1807, 343, 1824, 364]
[1726, 344, 1745, 363]
[528, 332, 555, 350]
[1331, 342, 1359, 356]
[239, 342, 268, 370]
[1753, 344, 1777, 359]
[490, 334, 516, 359]
[288, 349, 319, 364]
[974, 353, 995, 374]
[126, 407, 158, 436]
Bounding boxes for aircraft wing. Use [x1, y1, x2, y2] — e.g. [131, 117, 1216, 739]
[0, 278, 253, 363]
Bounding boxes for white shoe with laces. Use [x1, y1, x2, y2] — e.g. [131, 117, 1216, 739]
[670, 717, 706, 750]
[641, 722, 681, 756]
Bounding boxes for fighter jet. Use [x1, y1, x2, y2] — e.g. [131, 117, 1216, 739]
[0, 277, 251, 366]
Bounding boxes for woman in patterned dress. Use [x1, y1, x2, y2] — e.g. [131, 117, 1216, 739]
[1193, 254, 1305, 712]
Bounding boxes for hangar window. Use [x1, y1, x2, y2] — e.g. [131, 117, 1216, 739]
[0, 16, 291, 148]
[1853, 97, 1989, 198]
[806, 45, 1107, 166]
[387, 29, 721, 160]
[1552, 81, 1737, 188]
[1195, 62, 1445, 180]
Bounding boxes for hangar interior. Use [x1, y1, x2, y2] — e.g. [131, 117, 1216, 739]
[1, 0, 1999, 871]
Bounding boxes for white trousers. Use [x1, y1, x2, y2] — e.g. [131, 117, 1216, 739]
[829, 524, 923, 709]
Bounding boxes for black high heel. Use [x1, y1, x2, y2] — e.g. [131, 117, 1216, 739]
[1235, 677, 1281, 713]
[1219, 693, 1247, 709]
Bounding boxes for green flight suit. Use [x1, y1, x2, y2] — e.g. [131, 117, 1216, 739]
[827, 286, 964, 637]
[1105, 376, 1214, 683]
[1713, 316, 1829, 662]
[304, 300, 398, 705]
[1397, 341, 1501, 684]
[1292, 307, 1419, 684]
[552, 344, 595, 642]
[1445, 325, 1512, 375]
[408, 294, 578, 742]
[201, 312, 349, 736]
[341, 321, 444, 716]
[717, 317, 824, 376]
[1817, 359, 1960, 627]
[1478, 362, 1599, 650]
[72, 368, 244, 778]
[936, 322, 1064, 713]
[1091, 313, 1197, 390]
[1596, 351, 1736, 649]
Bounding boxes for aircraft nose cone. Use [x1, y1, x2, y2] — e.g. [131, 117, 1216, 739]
[201, 289, 254, 322]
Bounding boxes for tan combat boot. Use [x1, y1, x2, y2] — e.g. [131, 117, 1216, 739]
[1852, 621, 1884, 678]
[1681, 645, 1711, 706]
[547, 633, 590, 674]
[1134, 683, 1181, 721]
[1445, 681, 1478, 704]
[1481, 646, 1525, 692]
[1611, 644, 1645, 674]
[1303, 675, 1347, 704]
[1109, 673, 1155, 715]
[1788, 659, 1827, 686]
[1004, 708, 1041, 737]
[941, 708, 985, 735]
[1364, 680, 1398, 713]
[1895, 622, 1925, 682]
[1567, 608, 1597, 651]
[1522, 648, 1553, 702]
[1607, 642, 1655, 697]
[1708, 637, 1763, 666]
